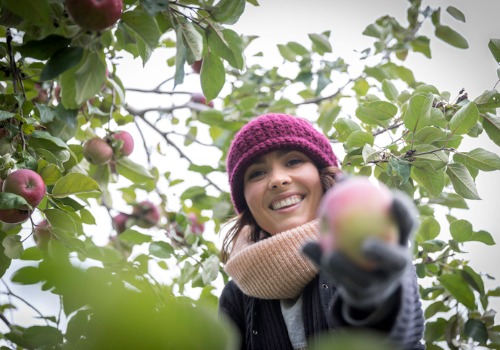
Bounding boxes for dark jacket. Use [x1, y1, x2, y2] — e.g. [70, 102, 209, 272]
[219, 268, 425, 350]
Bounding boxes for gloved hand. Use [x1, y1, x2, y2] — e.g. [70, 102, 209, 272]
[302, 190, 418, 309]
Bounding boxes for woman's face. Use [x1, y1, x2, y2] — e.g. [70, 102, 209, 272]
[243, 149, 323, 235]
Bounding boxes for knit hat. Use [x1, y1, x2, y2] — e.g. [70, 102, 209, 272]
[227, 113, 338, 214]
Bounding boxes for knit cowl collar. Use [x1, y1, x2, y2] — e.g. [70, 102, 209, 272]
[224, 220, 320, 300]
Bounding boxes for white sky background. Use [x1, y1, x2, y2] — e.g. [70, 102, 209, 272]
[1, 0, 500, 333]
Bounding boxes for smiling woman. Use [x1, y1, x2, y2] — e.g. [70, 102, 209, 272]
[219, 113, 426, 350]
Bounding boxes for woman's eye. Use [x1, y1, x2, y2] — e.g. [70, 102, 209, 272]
[248, 170, 264, 179]
[287, 158, 303, 167]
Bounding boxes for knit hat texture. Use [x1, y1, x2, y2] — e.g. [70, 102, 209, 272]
[227, 113, 338, 214]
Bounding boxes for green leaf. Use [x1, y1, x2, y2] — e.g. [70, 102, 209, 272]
[345, 130, 374, 149]
[40, 163, 62, 186]
[45, 209, 77, 234]
[40, 47, 84, 81]
[470, 230, 495, 245]
[24, 326, 64, 348]
[404, 93, 434, 131]
[461, 265, 485, 295]
[333, 118, 361, 142]
[362, 144, 379, 164]
[446, 163, 480, 200]
[449, 219, 473, 242]
[412, 144, 449, 171]
[116, 157, 155, 183]
[149, 241, 174, 259]
[453, 148, 500, 171]
[141, 0, 169, 16]
[11, 266, 41, 285]
[416, 216, 440, 242]
[387, 158, 411, 184]
[488, 38, 500, 63]
[463, 319, 488, 345]
[449, 102, 479, 135]
[121, 10, 161, 48]
[428, 192, 468, 209]
[18, 35, 71, 61]
[355, 101, 397, 126]
[73, 51, 107, 105]
[2, 235, 23, 259]
[410, 36, 431, 58]
[435, 25, 469, 49]
[201, 255, 220, 284]
[446, 6, 466, 22]
[3, 0, 51, 26]
[209, 0, 246, 24]
[382, 80, 399, 102]
[177, 19, 203, 63]
[206, 25, 244, 69]
[411, 167, 444, 197]
[0, 232, 11, 278]
[200, 52, 225, 102]
[438, 273, 475, 309]
[308, 33, 332, 54]
[51, 173, 101, 198]
[483, 113, 500, 147]
[119, 229, 152, 245]
[0, 192, 31, 210]
[173, 26, 187, 88]
[424, 301, 450, 319]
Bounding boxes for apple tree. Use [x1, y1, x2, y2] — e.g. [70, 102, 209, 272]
[0, 0, 499, 349]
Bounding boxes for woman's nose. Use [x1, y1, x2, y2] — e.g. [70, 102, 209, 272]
[268, 171, 291, 189]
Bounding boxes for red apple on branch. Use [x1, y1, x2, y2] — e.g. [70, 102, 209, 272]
[191, 60, 203, 74]
[0, 209, 31, 224]
[112, 212, 130, 234]
[65, 0, 123, 32]
[34, 219, 53, 249]
[191, 93, 214, 108]
[83, 137, 114, 166]
[131, 201, 160, 228]
[112, 130, 134, 157]
[3, 169, 46, 207]
[317, 176, 399, 270]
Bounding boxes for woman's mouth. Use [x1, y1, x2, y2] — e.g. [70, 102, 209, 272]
[270, 195, 304, 210]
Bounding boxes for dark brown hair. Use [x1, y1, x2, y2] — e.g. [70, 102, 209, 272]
[220, 165, 342, 263]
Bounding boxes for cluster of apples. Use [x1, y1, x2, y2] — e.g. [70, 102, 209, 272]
[83, 130, 134, 166]
[112, 200, 161, 233]
[0, 169, 46, 224]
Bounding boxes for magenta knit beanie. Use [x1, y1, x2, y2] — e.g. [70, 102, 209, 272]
[227, 113, 338, 214]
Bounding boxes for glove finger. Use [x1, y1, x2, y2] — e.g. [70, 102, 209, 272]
[301, 241, 323, 266]
[362, 238, 409, 272]
[322, 251, 379, 289]
[391, 190, 418, 245]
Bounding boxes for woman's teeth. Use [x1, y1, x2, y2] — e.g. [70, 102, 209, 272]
[271, 195, 303, 210]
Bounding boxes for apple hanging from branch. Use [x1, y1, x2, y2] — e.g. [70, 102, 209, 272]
[83, 137, 114, 166]
[65, 0, 123, 32]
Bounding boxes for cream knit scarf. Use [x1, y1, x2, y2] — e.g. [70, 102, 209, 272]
[224, 220, 320, 300]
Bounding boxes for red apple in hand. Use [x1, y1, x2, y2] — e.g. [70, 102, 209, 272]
[191, 93, 214, 108]
[317, 176, 399, 270]
[83, 137, 114, 166]
[132, 201, 160, 228]
[112, 130, 134, 157]
[66, 0, 123, 32]
[3, 169, 46, 207]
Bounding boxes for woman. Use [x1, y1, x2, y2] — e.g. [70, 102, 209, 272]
[219, 113, 425, 350]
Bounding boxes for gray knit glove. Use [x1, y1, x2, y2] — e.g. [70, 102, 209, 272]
[302, 190, 418, 309]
